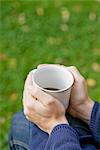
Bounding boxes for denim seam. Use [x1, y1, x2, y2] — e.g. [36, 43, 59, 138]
[10, 139, 29, 149]
[29, 122, 32, 146]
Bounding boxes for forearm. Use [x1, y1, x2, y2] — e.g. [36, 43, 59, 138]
[90, 102, 100, 143]
[76, 98, 94, 124]
[77, 100, 100, 147]
[44, 124, 81, 150]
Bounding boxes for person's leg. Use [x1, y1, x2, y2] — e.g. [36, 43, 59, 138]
[8, 111, 48, 150]
[8, 111, 32, 150]
[9, 111, 92, 150]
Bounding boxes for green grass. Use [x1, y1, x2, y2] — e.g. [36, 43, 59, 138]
[0, 0, 100, 149]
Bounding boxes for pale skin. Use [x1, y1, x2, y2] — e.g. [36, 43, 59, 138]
[66, 66, 94, 124]
[23, 65, 94, 134]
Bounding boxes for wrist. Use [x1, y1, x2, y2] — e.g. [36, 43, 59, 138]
[47, 116, 68, 134]
[77, 98, 94, 124]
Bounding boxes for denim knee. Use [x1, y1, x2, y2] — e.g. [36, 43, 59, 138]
[8, 111, 32, 150]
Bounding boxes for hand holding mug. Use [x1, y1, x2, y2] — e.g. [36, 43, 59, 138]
[66, 66, 94, 123]
[23, 72, 68, 134]
[23, 64, 95, 136]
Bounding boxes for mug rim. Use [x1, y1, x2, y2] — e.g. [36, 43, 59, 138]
[32, 65, 74, 93]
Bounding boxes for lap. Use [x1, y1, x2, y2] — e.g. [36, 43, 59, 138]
[9, 111, 91, 150]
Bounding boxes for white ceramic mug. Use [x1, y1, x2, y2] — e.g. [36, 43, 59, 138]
[32, 65, 74, 109]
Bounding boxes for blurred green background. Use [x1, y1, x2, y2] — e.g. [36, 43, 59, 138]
[0, 0, 100, 149]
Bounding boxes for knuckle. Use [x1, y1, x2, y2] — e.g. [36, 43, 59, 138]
[47, 98, 55, 106]
[24, 100, 32, 109]
[71, 66, 77, 70]
[28, 71, 32, 77]
[26, 102, 32, 109]
[24, 108, 30, 116]
[37, 64, 44, 69]
[25, 71, 32, 83]
[26, 115, 30, 120]
[79, 77, 85, 83]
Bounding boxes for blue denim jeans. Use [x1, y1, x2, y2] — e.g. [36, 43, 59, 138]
[8, 111, 91, 150]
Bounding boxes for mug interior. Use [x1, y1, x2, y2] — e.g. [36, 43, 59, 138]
[33, 66, 73, 92]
